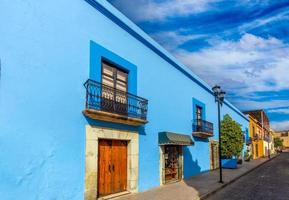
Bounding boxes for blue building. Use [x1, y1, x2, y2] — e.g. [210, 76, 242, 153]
[0, 0, 249, 199]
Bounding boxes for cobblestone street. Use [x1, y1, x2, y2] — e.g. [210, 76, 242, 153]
[208, 153, 289, 200]
[112, 156, 276, 200]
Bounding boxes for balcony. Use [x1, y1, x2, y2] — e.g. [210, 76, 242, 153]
[246, 137, 252, 145]
[264, 135, 270, 142]
[253, 134, 260, 141]
[192, 119, 214, 138]
[82, 79, 148, 126]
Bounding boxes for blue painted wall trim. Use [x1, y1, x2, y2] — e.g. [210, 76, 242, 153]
[84, 0, 248, 122]
[90, 40, 137, 94]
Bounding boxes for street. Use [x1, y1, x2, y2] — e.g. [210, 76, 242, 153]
[208, 153, 289, 200]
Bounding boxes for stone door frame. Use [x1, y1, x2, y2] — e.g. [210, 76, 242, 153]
[159, 145, 184, 185]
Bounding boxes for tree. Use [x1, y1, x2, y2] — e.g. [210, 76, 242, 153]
[274, 137, 283, 150]
[221, 114, 244, 158]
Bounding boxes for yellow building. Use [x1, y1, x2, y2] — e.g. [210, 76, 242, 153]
[274, 130, 289, 150]
[249, 116, 264, 159]
[244, 110, 271, 159]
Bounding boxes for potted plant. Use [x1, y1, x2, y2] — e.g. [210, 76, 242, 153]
[274, 137, 283, 153]
[244, 151, 251, 162]
[221, 114, 244, 169]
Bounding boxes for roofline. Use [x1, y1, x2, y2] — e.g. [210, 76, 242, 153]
[247, 113, 271, 130]
[85, 0, 249, 122]
[243, 109, 265, 114]
[248, 115, 262, 127]
[275, 130, 289, 133]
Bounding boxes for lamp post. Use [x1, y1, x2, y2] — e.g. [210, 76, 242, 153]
[212, 85, 226, 184]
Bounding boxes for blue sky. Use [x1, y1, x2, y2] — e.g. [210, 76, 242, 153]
[108, 0, 289, 131]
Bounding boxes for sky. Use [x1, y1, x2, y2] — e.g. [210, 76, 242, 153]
[107, 0, 289, 131]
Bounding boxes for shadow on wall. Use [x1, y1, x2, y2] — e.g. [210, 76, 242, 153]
[84, 116, 147, 135]
[193, 137, 209, 143]
[183, 146, 201, 178]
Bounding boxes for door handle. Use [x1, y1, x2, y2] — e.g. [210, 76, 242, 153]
[109, 164, 111, 172]
[112, 164, 115, 172]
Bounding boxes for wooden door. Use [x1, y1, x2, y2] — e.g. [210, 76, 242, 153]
[210, 142, 219, 170]
[255, 144, 259, 158]
[98, 140, 113, 197]
[211, 143, 215, 169]
[98, 140, 127, 197]
[111, 140, 127, 194]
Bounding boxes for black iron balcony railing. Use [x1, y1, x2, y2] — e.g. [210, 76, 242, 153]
[253, 134, 260, 141]
[246, 137, 252, 145]
[264, 135, 270, 142]
[84, 79, 148, 120]
[193, 119, 214, 135]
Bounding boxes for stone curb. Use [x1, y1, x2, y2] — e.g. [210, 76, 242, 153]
[200, 153, 281, 200]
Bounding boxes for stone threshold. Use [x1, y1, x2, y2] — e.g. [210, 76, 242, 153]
[98, 191, 130, 200]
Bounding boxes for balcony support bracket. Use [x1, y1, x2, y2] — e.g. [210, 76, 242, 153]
[83, 109, 148, 126]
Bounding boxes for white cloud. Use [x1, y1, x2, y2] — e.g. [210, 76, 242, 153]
[268, 108, 289, 114]
[233, 100, 289, 111]
[151, 31, 207, 51]
[239, 10, 289, 33]
[271, 120, 289, 131]
[110, 0, 220, 22]
[175, 33, 289, 98]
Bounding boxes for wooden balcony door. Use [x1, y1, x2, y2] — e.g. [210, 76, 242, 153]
[101, 61, 128, 115]
[98, 139, 127, 197]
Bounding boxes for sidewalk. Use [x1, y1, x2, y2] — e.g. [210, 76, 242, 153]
[112, 154, 279, 200]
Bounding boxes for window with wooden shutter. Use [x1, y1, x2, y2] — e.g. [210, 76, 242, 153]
[101, 61, 128, 114]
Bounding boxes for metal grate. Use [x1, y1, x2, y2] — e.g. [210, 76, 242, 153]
[193, 119, 214, 134]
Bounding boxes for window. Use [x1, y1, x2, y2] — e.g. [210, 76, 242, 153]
[102, 60, 128, 92]
[101, 60, 128, 114]
[281, 132, 288, 137]
[196, 106, 202, 121]
[195, 106, 203, 129]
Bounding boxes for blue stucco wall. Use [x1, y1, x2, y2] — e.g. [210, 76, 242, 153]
[0, 0, 248, 199]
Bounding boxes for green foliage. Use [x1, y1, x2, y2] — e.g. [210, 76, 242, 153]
[244, 151, 249, 158]
[221, 114, 244, 158]
[274, 137, 283, 148]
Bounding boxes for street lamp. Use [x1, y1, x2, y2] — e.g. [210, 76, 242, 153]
[212, 85, 226, 183]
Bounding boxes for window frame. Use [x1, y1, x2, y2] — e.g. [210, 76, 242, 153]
[101, 59, 128, 93]
[196, 105, 203, 121]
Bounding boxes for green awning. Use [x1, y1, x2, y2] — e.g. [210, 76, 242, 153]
[158, 132, 194, 146]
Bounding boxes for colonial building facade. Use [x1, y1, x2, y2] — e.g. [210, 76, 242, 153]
[244, 110, 271, 159]
[0, 1, 249, 199]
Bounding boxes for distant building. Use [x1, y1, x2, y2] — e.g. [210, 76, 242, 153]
[269, 129, 275, 154]
[243, 110, 271, 158]
[274, 130, 289, 150]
